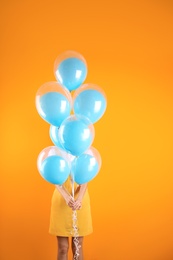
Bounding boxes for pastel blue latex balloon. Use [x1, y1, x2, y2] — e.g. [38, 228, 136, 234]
[49, 125, 64, 150]
[59, 116, 94, 156]
[55, 58, 87, 91]
[39, 92, 71, 126]
[40, 155, 70, 185]
[73, 89, 107, 123]
[72, 154, 99, 184]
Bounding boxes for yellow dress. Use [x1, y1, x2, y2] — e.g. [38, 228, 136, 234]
[49, 176, 93, 237]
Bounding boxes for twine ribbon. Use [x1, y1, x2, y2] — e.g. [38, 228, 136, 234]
[71, 175, 81, 260]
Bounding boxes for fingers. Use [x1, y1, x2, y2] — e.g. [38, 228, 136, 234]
[65, 196, 82, 210]
[65, 195, 74, 208]
[72, 201, 82, 210]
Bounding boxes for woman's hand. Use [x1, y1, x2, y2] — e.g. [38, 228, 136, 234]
[71, 183, 88, 210]
[64, 194, 75, 208]
[64, 194, 82, 210]
[55, 183, 87, 210]
[72, 198, 82, 210]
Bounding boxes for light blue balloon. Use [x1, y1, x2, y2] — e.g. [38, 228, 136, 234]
[73, 89, 107, 123]
[40, 155, 70, 185]
[55, 58, 87, 91]
[49, 125, 64, 150]
[39, 92, 71, 126]
[59, 117, 94, 156]
[72, 154, 99, 184]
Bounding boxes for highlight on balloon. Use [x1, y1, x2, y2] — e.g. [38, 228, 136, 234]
[36, 50, 107, 260]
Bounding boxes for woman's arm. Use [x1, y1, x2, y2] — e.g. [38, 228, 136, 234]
[55, 185, 74, 208]
[72, 183, 88, 210]
[77, 183, 88, 200]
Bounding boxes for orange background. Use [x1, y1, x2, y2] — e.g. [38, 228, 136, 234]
[1, 1, 173, 259]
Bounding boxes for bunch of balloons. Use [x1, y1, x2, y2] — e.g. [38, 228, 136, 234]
[36, 50, 107, 186]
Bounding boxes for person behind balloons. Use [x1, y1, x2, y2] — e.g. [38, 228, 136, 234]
[36, 50, 106, 260]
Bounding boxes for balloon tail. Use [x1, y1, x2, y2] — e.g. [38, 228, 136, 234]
[71, 175, 80, 260]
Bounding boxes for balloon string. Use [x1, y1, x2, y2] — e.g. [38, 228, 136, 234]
[71, 177, 81, 260]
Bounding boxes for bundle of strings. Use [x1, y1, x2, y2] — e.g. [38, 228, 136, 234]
[71, 179, 81, 260]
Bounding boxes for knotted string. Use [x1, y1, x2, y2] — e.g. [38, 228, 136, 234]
[71, 176, 81, 260]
